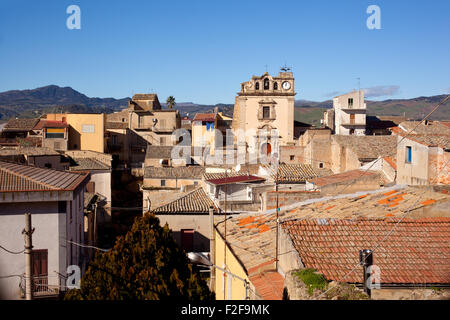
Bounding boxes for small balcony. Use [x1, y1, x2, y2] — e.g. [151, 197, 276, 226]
[19, 274, 67, 299]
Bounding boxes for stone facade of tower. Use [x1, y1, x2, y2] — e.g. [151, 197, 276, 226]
[232, 71, 296, 156]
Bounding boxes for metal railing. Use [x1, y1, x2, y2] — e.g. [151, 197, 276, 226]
[19, 273, 67, 298]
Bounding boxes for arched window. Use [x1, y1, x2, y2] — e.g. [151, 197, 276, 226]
[273, 82, 278, 90]
[264, 78, 270, 90]
[255, 82, 259, 90]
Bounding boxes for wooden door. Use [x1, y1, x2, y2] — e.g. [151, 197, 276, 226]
[31, 249, 48, 293]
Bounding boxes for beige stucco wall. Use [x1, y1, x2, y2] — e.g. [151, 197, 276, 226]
[397, 137, 430, 185]
[47, 114, 106, 153]
[157, 214, 211, 252]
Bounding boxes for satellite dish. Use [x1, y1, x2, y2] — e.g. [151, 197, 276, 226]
[235, 164, 241, 172]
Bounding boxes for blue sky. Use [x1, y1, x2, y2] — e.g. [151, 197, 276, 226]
[0, 0, 449, 104]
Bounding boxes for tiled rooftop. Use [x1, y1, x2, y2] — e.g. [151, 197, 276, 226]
[105, 122, 128, 130]
[193, 113, 217, 122]
[152, 187, 216, 214]
[282, 217, 450, 284]
[398, 121, 450, 135]
[214, 185, 450, 288]
[333, 135, 397, 159]
[69, 157, 111, 171]
[309, 169, 381, 187]
[144, 166, 205, 179]
[0, 147, 60, 156]
[3, 118, 39, 132]
[33, 120, 68, 130]
[146, 146, 174, 159]
[0, 160, 88, 192]
[401, 133, 450, 149]
[206, 175, 265, 186]
[263, 164, 327, 183]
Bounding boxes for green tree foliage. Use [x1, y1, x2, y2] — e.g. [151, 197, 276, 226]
[65, 213, 214, 300]
[166, 96, 176, 109]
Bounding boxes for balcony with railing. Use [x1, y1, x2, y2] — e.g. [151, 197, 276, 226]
[19, 273, 67, 299]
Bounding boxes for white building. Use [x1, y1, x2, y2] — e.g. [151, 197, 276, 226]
[0, 161, 89, 299]
[325, 91, 366, 135]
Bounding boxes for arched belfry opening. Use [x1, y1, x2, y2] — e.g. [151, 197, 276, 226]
[264, 78, 270, 90]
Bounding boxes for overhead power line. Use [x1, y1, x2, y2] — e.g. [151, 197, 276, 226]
[0, 245, 25, 255]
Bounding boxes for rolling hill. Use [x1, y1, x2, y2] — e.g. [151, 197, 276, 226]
[0, 85, 448, 126]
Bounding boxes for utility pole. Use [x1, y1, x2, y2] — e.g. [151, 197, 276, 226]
[275, 162, 280, 271]
[223, 168, 228, 299]
[22, 213, 34, 300]
[209, 206, 216, 291]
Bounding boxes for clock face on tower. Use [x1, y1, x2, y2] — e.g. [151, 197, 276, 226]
[282, 81, 291, 90]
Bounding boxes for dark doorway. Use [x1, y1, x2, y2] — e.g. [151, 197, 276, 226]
[181, 229, 194, 252]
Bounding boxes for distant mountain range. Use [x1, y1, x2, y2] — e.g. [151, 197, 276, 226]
[0, 85, 448, 125]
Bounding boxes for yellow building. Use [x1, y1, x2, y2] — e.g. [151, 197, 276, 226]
[47, 113, 106, 153]
[213, 228, 252, 300]
[192, 113, 220, 155]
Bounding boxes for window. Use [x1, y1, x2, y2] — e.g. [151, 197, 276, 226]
[161, 180, 166, 187]
[264, 78, 270, 90]
[112, 135, 118, 145]
[290, 155, 295, 161]
[273, 82, 278, 90]
[194, 181, 198, 186]
[319, 162, 324, 168]
[58, 201, 66, 213]
[263, 106, 270, 119]
[160, 136, 166, 145]
[348, 98, 354, 107]
[181, 229, 194, 252]
[406, 146, 412, 163]
[81, 124, 95, 133]
[31, 249, 48, 289]
[44, 163, 52, 169]
[255, 82, 259, 90]
[159, 119, 166, 129]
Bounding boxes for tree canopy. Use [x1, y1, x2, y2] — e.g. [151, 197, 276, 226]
[65, 213, 214, 300]
[166, 96, 176, 109]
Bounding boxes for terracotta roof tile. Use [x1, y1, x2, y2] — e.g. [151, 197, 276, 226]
[333, 135, 397, 159]
[282, 217, 450, 284]
[206, 175, 265, 185]
[152, 187, 216, 214]
[144, 166, 204, 179]
[215, 185, 450, 287]
[310, 169, 379, 187]
[69, 157, 110, 171]
[3, 118, 39, 132]
[0, 160, 88, 192]
[193, 113, 217, 122]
